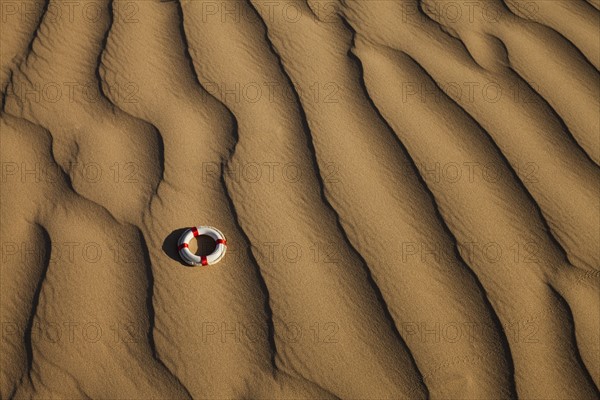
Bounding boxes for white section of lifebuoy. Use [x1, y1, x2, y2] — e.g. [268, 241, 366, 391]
[177, 226, 227, 266]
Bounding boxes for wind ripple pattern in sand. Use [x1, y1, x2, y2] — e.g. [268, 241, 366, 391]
[1, 0, 598, 399]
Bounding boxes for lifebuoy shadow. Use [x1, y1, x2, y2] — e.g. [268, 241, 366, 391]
[163, 228, 217, 266]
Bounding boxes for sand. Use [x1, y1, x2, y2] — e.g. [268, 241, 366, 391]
[1, 0, 598, 398]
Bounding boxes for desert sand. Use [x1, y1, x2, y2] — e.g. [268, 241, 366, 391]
[1, 0, 599, 398]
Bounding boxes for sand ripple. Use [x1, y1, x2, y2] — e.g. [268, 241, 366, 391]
[1, 1, 598, 398]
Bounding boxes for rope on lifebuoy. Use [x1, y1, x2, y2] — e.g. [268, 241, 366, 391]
[177, 226, 227, 266]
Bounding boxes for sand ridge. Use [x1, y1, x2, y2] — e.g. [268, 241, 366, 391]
[1, 0, 599, 399]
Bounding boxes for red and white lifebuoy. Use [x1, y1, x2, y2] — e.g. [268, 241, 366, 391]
[178, 226, 227, 266]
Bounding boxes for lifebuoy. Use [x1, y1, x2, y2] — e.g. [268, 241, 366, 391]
[177, 226, 227, 266]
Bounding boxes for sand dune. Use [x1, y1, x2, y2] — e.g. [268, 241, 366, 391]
[1, 0, 599, 399]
